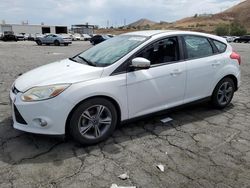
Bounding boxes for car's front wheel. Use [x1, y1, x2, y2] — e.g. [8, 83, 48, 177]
[36, 40, 42, 45]
[54, 40, 60, 46]
[69, 98, 118, 145]
[212, 77, 235, 109]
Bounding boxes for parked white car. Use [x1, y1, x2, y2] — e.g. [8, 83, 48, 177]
[222, 36, 235, 43]
[82, 34, 91, 41]
[10, 30, 241, 144]
[74, 33, 85, 41]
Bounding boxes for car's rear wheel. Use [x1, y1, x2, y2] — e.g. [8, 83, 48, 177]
[64, 43, 69, 46]
[69, 98, 118, 145]
[212, 77, 235, 109]
[54, 40, 60, 46]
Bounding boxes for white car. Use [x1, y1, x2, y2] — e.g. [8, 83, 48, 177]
[74, 33, 85, 41]
[82, 34, 91, 41]
[222, 36, 234, 43]
[10, 30, 241, 145]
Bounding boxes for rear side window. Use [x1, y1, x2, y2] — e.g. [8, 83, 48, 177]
[183, 35, 213, 59]
[213, 40, 227, 53]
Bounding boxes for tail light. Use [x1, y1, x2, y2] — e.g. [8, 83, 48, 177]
[230, 52, 241, 65]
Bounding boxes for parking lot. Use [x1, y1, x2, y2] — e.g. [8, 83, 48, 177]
[0, 41, 250, 188]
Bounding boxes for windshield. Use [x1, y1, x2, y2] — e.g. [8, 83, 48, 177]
[74, 35, 148, 67]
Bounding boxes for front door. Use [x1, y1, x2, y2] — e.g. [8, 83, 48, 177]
[126, 37, 186, 118]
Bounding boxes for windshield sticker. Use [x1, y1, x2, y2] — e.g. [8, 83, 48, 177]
[128, 37, 146, 41]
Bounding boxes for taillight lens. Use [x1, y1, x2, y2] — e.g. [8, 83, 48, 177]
[230, 52, 241, 65]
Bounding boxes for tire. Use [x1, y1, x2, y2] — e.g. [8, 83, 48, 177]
[211, 77, 235, 109]
[54, 40, 60, 46]
[69, 98, 118, 145]
[36, 40, 42, 45]
[64, 43, 69, 46]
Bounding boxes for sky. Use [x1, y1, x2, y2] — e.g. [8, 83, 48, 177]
[0, 0, 245, 27]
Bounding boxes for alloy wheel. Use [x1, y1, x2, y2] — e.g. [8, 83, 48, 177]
[78, 105, 112, 140]
[217, 81, 233, 106]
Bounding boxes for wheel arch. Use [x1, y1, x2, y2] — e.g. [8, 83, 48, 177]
[213, 74, 238, 94]
[65, 95, 121, 135]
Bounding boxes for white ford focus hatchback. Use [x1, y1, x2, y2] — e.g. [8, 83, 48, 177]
[10, 30, 241, 144]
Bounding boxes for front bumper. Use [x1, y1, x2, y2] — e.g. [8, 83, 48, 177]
[10, 88, 73, 135]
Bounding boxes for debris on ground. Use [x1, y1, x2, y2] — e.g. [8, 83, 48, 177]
[160, 117, 173, 124]
[110, 184, 136, 188]
[118, 173, 129, 180]
[156, 164, 165, 172]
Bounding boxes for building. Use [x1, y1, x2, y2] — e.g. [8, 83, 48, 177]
[0, 23, 68, 34]
[198, 13, 213, 18]
[71, 24, 95, 35]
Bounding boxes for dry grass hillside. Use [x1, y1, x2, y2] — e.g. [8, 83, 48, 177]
[96, 0, 250, 34]
[167, 0, 250, 32]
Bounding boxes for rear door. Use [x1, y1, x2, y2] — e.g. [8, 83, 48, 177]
[182, 35, 220, 103]
[126, 36, 187, 118]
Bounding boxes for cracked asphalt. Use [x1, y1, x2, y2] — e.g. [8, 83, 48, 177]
[0, 41, 250, 188]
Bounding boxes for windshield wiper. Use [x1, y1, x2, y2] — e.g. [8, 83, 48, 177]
[69, 57, 78, 62]
[77, 55, 96, 67]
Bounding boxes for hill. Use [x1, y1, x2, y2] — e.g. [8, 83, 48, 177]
[97, 0, 250, 34]
[170, 0, 250, 32]
[126, 18, 157, 28]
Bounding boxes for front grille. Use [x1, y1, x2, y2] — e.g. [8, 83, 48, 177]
[14, 105, 27, 125]
[12, 86, 20, 95]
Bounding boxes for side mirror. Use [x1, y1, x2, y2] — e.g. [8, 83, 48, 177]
[131, 57, 151, 70]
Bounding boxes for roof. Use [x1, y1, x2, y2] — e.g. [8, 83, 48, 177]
[123, 30, 227, 43]
[123, 30, 171, 37]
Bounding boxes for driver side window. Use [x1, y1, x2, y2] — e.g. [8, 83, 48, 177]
[136, 37, 180, 66]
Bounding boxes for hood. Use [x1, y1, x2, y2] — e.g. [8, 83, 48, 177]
[15, 59, 104, 92]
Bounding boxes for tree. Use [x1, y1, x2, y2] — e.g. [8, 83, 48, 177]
[230, 22, 247, 36]
[215, 24, 230, 36]
[214, 22, 247, 36]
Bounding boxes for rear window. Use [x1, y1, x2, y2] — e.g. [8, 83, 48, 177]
[213, 40, 227, 53]
[183, 35, 213, 59]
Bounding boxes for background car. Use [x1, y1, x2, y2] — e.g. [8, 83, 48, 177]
[74, 33, 85, 41]
[68, 34, 77, 41]
[2, 31, 17, 41]
[90, 34, 110, 45]
[16, 33, 25, 41]
[234, 35, 250, 43]
[35, 34, 72, 46]
[222, 36, 234, 43]
[82, 34, 91, 41]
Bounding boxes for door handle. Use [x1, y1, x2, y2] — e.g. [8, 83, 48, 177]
[170, 69, 182, 76]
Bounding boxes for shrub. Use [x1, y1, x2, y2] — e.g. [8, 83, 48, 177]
[215, 22, 247, 36]
[215, 24, 230, 36]
[230, 22, 247, 36]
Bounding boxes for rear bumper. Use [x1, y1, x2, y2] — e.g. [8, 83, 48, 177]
[236, 71, 241, 91]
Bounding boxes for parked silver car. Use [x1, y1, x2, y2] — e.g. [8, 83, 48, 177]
[35, 34, 72, 46]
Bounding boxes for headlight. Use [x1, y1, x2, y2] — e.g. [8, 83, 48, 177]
[21, 84, 70, 102]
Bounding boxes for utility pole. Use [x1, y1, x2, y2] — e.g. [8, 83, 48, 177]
[107, 20, 109, 29]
